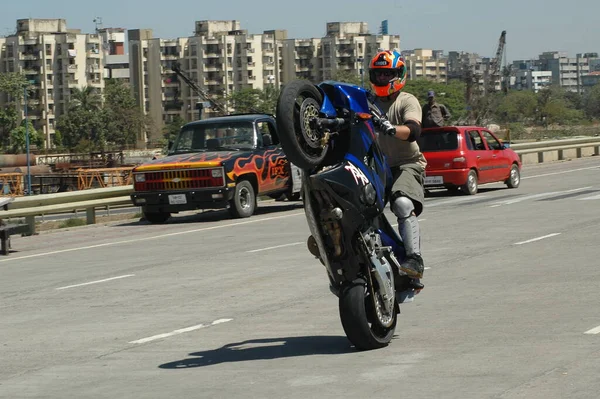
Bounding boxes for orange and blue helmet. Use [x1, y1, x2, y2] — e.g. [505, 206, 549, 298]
[369, 49, 407, 97]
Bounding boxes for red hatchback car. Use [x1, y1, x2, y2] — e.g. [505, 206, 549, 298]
[417, 126, 522, 195]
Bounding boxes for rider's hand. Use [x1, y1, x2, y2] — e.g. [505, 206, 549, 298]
[380, 120, 396, 136]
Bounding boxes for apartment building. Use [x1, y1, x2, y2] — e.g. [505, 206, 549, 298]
[129, 21, 290, 146]
[99, 27, 130, 82]
[317, 22, 400, 82]
[402, 49, 447, 83]
[509, 52, 600, 93]
[128, 20, 401, 147]
[0, 19, 104, 148]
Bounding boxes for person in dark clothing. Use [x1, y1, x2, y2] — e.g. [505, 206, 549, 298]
[422, 90, 451, 128]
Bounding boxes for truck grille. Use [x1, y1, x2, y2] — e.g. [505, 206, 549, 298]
[134, 168, 225, 192]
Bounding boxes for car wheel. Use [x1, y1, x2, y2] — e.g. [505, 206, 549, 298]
[228, 180, 256, 218]
[461, 170, 478, 195]
[506, 164, 520, 188]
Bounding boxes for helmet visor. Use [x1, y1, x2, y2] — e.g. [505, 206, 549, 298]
[369, 67, 404, 86]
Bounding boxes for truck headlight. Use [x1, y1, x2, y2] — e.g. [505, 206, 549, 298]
[134, 173, 146, 183]
[211, 168, 223, 178]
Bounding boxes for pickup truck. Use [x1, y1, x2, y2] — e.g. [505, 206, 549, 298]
[130, 113, 302, 223]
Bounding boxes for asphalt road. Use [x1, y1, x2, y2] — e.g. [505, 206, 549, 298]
[2, 157, 600, 399]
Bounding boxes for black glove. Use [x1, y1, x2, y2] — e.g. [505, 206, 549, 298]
[372, 114, 396, 136]
[379, 119, 396, 136]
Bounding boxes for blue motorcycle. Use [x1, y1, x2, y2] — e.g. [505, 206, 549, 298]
[276, 80, 418, 350]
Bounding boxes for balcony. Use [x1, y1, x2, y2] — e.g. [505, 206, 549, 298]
[21, 52, 40, 60]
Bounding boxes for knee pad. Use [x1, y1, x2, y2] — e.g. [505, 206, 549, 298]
[392, 196, 414, 219]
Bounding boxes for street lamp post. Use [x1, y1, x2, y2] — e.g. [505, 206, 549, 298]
[24, 85, 32, 195]
[357, 57, 365, 88]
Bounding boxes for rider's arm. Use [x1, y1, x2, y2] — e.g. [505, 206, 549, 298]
[388, 120, 421, 142]
[388, 95, 423, 142]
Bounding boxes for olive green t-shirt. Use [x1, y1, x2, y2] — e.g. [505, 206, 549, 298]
[376, 92, 427, 169]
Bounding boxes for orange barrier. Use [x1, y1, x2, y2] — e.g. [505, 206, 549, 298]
[77, 167, 134, 190]
[0, 173, 24, 196]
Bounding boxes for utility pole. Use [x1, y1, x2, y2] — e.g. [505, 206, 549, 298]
[24, 85, 32, 195]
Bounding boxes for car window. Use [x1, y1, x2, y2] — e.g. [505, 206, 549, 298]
[171, 121, 256, 153]
[468, 130, 486, 150]
[417, 130, 458, 152]
[256, 120, 278, 147]
[464, 131, 474, 150]
[482, 131, 502, 150]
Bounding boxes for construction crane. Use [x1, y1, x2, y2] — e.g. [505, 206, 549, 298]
[486, 30, 506, 95]
[171, 61, 227, 118]
[462, 30, 507, 124]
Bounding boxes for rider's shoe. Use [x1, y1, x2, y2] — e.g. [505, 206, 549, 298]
[408, 279, 424, 290]
[400, 254, 424, 279]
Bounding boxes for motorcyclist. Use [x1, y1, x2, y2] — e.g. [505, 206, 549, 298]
[369, 49, 426, 283]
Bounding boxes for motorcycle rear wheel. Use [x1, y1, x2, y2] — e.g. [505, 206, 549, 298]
[276, 80, 328, 170]
[339, 278, 397, 351]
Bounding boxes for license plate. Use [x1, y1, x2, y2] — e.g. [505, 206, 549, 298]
[168, 194, 187, 205]
[424, 176, 444, 185]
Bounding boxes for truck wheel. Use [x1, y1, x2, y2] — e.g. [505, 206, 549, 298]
[229, 180, 256, 218]
[143, 211, 170, 224]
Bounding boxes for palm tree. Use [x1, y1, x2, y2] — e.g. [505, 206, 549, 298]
[69, 86, 102, 111]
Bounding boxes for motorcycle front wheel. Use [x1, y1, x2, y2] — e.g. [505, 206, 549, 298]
[338, 278, 397, 351]
[276, 80, 328, 170]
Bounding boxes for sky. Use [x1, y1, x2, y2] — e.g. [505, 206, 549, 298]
[1, 0, 597, 63]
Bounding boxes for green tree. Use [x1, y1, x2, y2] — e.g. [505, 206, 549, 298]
[226, 87, 280, 114]
[259, 85, 280, 115]
[332, 70, 363, 86]
[495, 90, 537, 123]
[583, 83, 600, 120]
[69, 86, 102, 111]
[536, 86, 584, 125]
[227, 88, 263, 113]
[162, 115, 185, 144]
[55, 106, 105, 151]
[102, 79, 147, 148]
[405, 79, 468, 124]
[0, 72, 30, 150]
[8, 120, 44, 153]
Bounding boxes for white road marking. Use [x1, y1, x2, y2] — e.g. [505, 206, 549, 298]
[490, 187, 593, 207]
[247, 242, 304, 253]
[425, 267, 431, 270]
[522, 166, 599, 180]
[584, 325, 600, 335]
[56, 274, 135, 290]
[427, 195, 488, 208]
[0, 212, 305, 264]
[129, 318, 233, 344]
[514, 233, 561, 246]
[577, 193, 600, 201]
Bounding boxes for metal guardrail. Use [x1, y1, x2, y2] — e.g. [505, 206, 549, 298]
[2, 137, 600, 233]
[1, 186, 134, 234]
[510, 137, 600, 163]
[510, 137, 600, 151]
